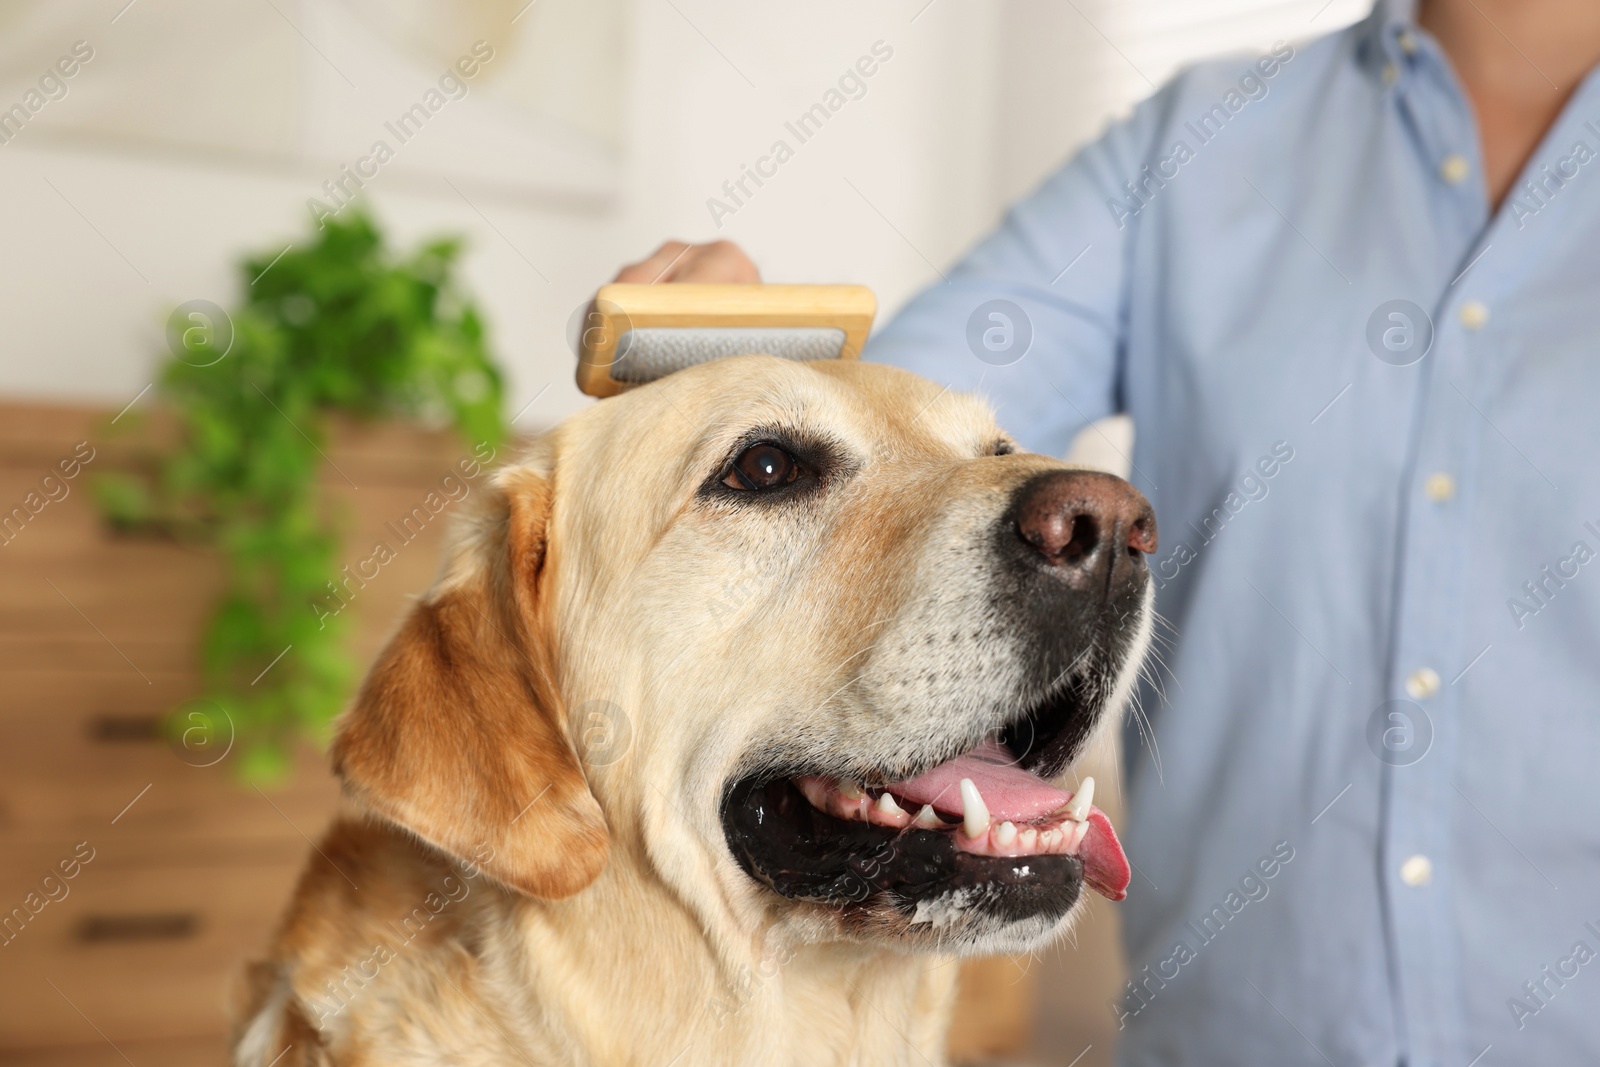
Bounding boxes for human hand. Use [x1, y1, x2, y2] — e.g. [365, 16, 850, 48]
[612, 240, 761, 284]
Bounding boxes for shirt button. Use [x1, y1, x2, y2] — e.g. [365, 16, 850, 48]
[1400, 854, 1433, 887]
[1397, 29, 1418, 54]
[1440, 154, 1471, 184]
[1405, 667, 1441, 699]
[1459, 300, 1490, 329]
[1424, 472, 1456, 502]
[1383, 62, 1399, 85]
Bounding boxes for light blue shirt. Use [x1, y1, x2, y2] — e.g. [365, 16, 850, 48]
[866, 3, 1600, 1064]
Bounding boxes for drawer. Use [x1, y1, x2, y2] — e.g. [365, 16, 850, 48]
[0, 1033, 224, 1067]
[0, 672, 339, 843]
[0, 844, 310, 1048]
[0, 637, 194, 677]
[0, 483, 448, 641]
[0, 402, 503, 1058]
[0, 536, 224, 643]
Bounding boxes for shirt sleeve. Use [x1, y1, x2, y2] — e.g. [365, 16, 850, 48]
[863, 89, 1170, 457]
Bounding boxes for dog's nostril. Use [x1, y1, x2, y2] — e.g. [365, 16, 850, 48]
[1018, 509, 1099, 564]
[1012, 469, 1157, 575]
[1128, 516, 1157, 556]
[1062, 513, 1099, 563]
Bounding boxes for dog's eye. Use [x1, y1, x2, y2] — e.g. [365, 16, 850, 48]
[724, 443, 800, 491]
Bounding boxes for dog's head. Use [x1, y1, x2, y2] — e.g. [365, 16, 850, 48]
[334, 355, 1155, 956]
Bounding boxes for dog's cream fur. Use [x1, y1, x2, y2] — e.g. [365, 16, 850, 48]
[234, 356, 1150, 1066]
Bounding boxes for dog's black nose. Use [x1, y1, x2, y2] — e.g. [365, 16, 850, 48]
[1012, 470, 1156, 588]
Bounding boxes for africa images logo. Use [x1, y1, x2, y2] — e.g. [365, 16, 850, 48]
[705, 41, 894, 228]
[1106, 41, 1295, 229]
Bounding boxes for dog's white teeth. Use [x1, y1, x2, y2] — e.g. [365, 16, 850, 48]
[959, 778, 990, 839]
[912, 804, 942, 830]
[876, 791, 904, 816]
[839, 780, 865, 800]
[1040, 828, 1060, 850]
[1065, 819, 1091, 854]
[1019, 827, 1038, 851]
[1066, 776, 1095, 823]
[995, 821, 1018, 847]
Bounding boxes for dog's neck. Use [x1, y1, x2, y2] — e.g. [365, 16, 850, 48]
[506, 850, 960, 1065]
[246, 812, 963, 1065]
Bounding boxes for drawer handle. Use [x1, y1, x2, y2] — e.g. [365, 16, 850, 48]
[75, 912, 199, 943]
[88, 714, 165, 743]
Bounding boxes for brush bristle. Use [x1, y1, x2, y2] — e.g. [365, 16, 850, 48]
[609, 327, 848, 383]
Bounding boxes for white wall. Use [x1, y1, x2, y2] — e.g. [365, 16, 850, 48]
[0, 0, 1369, 434]
[0, 0, 1008, 432]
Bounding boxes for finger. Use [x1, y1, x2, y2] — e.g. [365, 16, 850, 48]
[644, 242, 702, 283]
[694, 241, 762, 283]
[613, 240, 691, 283]
[671, 241, 761, 284]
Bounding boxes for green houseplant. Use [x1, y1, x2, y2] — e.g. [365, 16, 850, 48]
[98, 211, 507, 781]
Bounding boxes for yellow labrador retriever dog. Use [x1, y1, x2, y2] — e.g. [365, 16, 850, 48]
[233, 353, 1156, 1066]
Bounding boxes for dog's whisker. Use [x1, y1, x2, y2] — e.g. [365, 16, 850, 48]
[803, 612, 912, 716]
[1126, 688, 1165, 784]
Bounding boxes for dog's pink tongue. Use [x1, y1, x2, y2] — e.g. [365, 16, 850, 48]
[890, 740, 1131, 901]
[1081, 809, 1130, 902]
[890, 740, 1072, 821]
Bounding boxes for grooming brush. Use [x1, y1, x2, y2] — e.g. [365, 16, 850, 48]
[575, 283, 877, 398]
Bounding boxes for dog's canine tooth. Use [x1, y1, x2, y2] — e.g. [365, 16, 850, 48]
[959, 779, 990, 839]
[1066, 776, 1095, 823]
[839, 780, 865, 801]
[995, 821, 1018, 847]
[912, 804, 942, 830]
[876, 791, 904, 816]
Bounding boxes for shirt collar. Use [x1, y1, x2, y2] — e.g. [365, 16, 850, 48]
[1357, 0, 1422, 88]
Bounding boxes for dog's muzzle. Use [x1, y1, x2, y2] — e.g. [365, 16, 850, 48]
[718, 465, 1158, 945]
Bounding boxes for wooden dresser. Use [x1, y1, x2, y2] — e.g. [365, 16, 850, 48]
[0, 401, 1035, 1066]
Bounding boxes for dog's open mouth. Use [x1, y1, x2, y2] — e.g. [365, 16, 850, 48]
[722, 711, 1131, 935]
[797, 740, 1127, 899]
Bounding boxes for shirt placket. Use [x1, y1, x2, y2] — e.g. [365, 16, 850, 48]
[1382, 31, 1490, 1067]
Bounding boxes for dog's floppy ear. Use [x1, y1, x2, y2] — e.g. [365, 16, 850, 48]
[331, 466, 609, 899]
